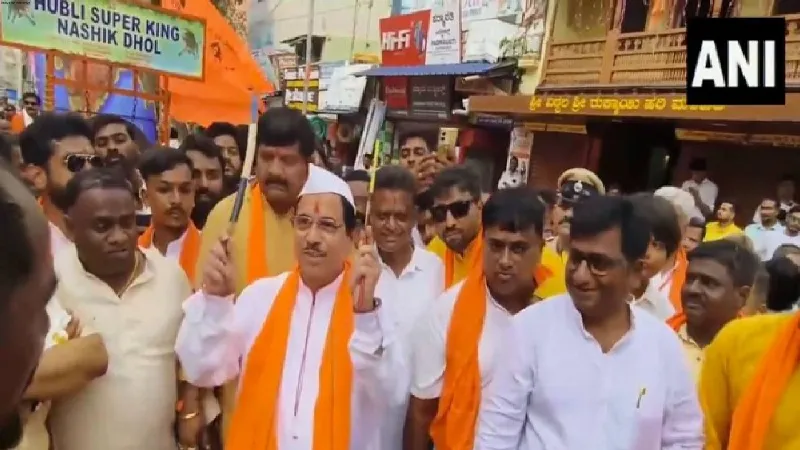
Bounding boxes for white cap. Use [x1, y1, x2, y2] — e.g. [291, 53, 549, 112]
[653, 186, 697, 219]
[300, 164, 355, 207]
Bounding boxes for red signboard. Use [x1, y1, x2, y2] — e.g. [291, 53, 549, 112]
[379, 11, 431, 66]
[383, 77, 409, 110]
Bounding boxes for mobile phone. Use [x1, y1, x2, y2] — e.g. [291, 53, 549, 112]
[438, 128, 459, 160]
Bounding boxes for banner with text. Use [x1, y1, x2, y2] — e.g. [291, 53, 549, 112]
[1, 0, 206, 79]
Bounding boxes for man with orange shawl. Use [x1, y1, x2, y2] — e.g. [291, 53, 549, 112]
[668, 239, 758, 381]
[194, 107, 320, 434]
[176, 168, 396, 450]
[476, 195, 702, 450]
[700, 290, 800, 448]
[425, 166, 485, 289]
[404, 187, 562, 450]
[653, 186, 697, 314]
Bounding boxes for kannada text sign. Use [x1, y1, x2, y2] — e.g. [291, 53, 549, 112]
[1, 0, 206, 79]
[528, 95, 727, 115]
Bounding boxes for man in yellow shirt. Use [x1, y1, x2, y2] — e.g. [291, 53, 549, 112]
[668, 239, 758, 381]
[700, 312, 800, 450]
[427, 165, 565, 298]
[704, 201, 743, 242]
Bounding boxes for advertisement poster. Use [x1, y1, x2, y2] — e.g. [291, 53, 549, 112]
[379, 10, 430, 66]
[498, 126, 533, 189]
[0, 0, 206, 79]
[283, 66, 320, 112]
[426, 0, 461, 64]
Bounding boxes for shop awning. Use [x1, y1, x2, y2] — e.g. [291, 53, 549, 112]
[356, 62, 512, 77]
[163, 0, 272, 125]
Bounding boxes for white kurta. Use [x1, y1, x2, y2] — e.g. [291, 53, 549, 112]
[374, 247, 444, 450]
[476, 295, 703, 450]
[175, 272, 398, 450]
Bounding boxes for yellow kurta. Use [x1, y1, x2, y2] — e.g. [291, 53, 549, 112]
[427, 235, 481, 287]
[703, 222, 743, 242]
[700, 314, 800, 450]
[195, 188, 296, 437]
[427, 235, 566, 299]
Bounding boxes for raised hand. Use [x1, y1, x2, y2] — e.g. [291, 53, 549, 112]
[202, 235, 236, 297]
[351, 226, 381, 313]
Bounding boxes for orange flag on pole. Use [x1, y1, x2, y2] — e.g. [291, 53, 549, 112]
[162, 0, 272, 125]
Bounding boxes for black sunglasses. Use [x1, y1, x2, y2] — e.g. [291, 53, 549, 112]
[65, 154, 104, 173]
[431, 200, 472, 223]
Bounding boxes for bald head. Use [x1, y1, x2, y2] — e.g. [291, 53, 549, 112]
[0, 162, 52, 441]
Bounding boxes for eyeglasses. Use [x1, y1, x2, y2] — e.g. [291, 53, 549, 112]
[431, 200, 472, 223]
[566, 250, 625, 276]
[292, 214, 344, 235]
[65, 154, 104, 172]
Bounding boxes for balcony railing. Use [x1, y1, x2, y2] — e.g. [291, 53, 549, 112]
[540, 14, 800, 88]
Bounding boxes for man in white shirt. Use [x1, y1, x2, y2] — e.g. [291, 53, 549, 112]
[680, 157, 716, 219]
[477, 195, 702, 450]
[764, 205, 800, 258]
[405, 188, 559, 450]
[653, 186, 696, 303]
[753, 174, 796, 223]
[49, 168, 190, 450]
[745, 197, 784, 260]
[175, 169, 396, 450]
[628, 193, 679, 321]
[367, 166, 444, 450]
[137, 147, 201, 276]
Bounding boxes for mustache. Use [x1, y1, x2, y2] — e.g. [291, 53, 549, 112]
[302, 242, 325, 256]
[166, 206, 186, 215]
[264, 177, 288, 187]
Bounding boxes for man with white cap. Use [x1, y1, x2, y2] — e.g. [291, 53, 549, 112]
[175, 166, 396, 450]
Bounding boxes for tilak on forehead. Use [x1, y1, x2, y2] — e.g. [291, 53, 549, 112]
[313, 199, 320, 214]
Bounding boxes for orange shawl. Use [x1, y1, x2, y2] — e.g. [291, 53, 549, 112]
[727, 312, 800, 450]
[666, 248, 687, 313]
[137, 223, 202, 283]
[667, 312, 686, 331]
[430, 262, 551, 450]
[444, 232, 483, 288]
[246, 183, 270, 285]
[226, 266, 354, 450]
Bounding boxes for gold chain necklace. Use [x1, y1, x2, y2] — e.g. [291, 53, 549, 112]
[115, 251, 142, 297]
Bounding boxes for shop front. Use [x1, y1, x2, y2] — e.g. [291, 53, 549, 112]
[468, 92, 800, 221]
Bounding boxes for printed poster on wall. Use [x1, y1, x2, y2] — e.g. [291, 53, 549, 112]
[498, 126, 533, 189]
[425, 0, 461, 64]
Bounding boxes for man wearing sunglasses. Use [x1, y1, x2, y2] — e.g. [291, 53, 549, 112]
[19, 113, 101, 256]
[425, 165, 484, 288]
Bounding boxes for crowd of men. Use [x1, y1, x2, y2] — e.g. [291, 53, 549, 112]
[0, 105, 798, 450]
